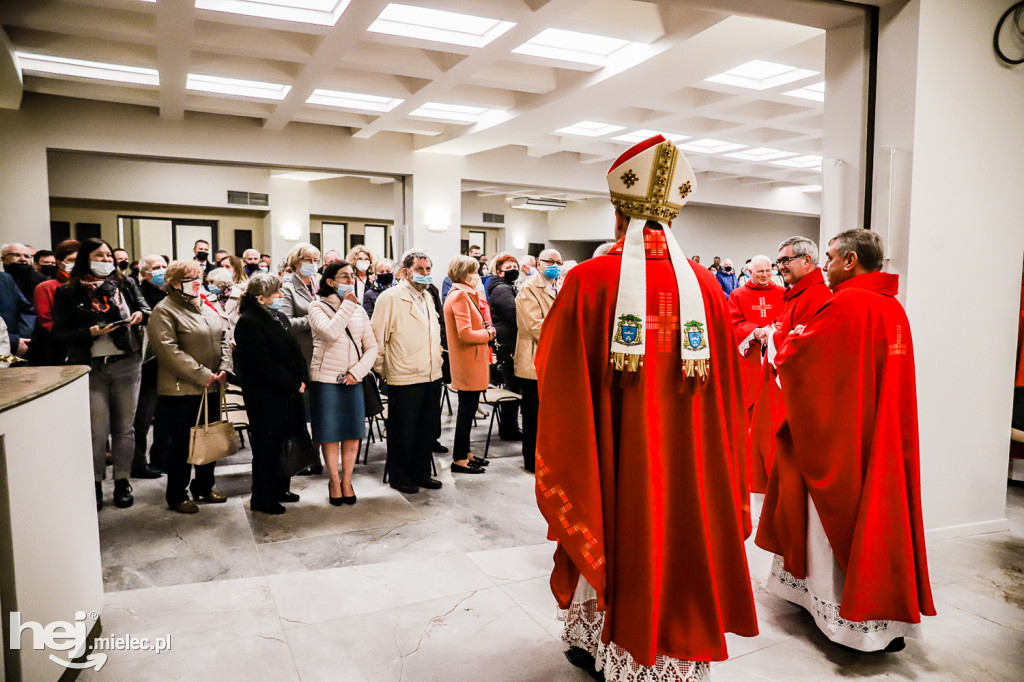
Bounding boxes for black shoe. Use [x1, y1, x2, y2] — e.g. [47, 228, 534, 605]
[278, 491, 300, 503]
[451, 463, 485, 474]
[468, 457, 489, 467]
[390, 483, 420, 494]
[95, 482, 103, 511]
[342, 494, 357, 505]
[431, 441, 449, 453]
[113, 479, 134, 508]
[416, 478, 443, 490]
[251, 499, 286, 515]
[883, 637, 906, 653]
[564, 646, 603, 680]
[500, 430, 524, 441]
[130, 465, 163, 479]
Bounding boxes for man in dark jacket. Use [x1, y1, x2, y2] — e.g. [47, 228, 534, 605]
[716, 258, 740, 298]
[0, 270, 34, 357]
[131, 255, 170, 478]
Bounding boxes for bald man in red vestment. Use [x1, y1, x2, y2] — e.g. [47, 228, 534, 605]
[535, 136, 757, 682]
[746, 237, 831, 493]
[729, 254, 784, 413]
[755, 229, 936, 653]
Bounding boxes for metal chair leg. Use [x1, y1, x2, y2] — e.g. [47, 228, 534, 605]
[484, 406, 499, 459]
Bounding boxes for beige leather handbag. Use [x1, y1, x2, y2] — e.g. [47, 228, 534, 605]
[187, 385, 240, 465]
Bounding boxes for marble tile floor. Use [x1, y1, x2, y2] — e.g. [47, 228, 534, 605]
[83, 409, 1024, 681]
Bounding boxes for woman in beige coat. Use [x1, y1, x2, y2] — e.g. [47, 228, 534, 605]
[443, 255, 494, 474]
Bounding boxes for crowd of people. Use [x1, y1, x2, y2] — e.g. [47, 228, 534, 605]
[0, 235, 567, 515]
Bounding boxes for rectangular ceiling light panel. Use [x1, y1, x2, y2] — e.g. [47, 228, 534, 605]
[724, 147, 797, 162]
[306, 89, 404, 112]
[369, 3, 515, 48]
[186, 73, 291, 100]
[677, 138, 747, 154]
[513, 28, 630, 66]
[556, 120, 626, 137]
[195, 0, 353, 26]
[772, 155, 822, 169]
[612, 129, 690, 144]
[16, 52, 159, 86]
[783, 82, 825, 102]
[705, 60, 819, 90]
[409, 102, 489, 123]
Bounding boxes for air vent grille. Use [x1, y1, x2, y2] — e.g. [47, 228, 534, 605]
[227, 191, 270, 206]
[482, 212, 505, 224]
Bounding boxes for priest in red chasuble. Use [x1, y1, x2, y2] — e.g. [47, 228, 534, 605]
[747, 237, 831, 493]
[755, 229, 936, 653]
[534, 136, 757, 682]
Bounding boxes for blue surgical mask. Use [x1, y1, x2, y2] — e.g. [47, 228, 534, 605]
[151, 269, 165, 287]
[266, 298, 284, 310]
[207, 286, 221, 296]
[336, 283, 354, 297]
[544, 264, 561, 280]
[412, 273, 432, 285]
[299, 262, 317, 278]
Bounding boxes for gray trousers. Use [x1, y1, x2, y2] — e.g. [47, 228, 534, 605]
[90, 355, 142, 481]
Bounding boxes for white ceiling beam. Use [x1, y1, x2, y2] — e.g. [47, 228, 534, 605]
[156, 0, 194, 120]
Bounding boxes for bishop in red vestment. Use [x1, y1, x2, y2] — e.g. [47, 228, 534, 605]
[535, 137, 757, 682]
[755, 229, 935, 653]
[746, 238, 831, 493]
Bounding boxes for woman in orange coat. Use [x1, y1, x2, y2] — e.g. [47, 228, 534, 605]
[443, 255, 495, 474]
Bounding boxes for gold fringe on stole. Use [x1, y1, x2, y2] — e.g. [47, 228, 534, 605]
[682, 359, 710, 380]
[610, 352, 644, 372]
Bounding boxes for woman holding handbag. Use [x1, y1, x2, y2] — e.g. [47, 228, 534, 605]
[308, 260, 378, 505]
[148, 260, 233, 514]
[232, 273, 310, 515]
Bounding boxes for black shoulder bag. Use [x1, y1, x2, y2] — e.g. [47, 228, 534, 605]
[345, 326, 385, 418]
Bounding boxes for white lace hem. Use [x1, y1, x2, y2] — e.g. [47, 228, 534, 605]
[737, 330, 757, 357]
[560, 580, 710, 682]
[766, 554, 920, 652]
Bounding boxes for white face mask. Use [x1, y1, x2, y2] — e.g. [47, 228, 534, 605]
[356, 260, 370, 273]
[90, 261, 115, 277]
[62, 260, 75, 273]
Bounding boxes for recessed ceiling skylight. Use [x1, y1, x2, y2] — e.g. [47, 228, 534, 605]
[195, 0, 352, 27]
[368, 3, 515, 48]
[772, 155, 822, 169]
[409, 102, 489, 123]
[783, 82, 826, 102]
[705, 60, 819, 90]
[512, 28, 630, 66]
[724, 147, 797, 162]
[186, 74, 291, 100]
[677, 138, 747, 154]
[611, 130, 691, 144]
[555, 121, 626, 137]
[15, 52, 159, 86]
[306, 89, 404, 113]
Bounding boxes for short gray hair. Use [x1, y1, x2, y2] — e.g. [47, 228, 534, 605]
[206, 267, 234, 289]
[139, 253, 166, 275]
[245, 271, 281, 299]
[829, 229, 884, 272]
[750, 254, 772, 269]
[778, 236, 819, 265]
[400, 249, 431, 270]
[242, 248, 261, 260]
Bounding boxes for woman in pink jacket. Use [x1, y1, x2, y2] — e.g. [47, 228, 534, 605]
[308, 261, 378, 504]
[443, 255, 495, 474]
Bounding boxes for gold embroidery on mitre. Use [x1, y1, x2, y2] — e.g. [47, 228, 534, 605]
[620, 169, 639, 188]
[679, 181, 692, 199]
[610, 143, 684, 223]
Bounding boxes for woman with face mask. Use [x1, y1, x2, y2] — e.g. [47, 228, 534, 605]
[308, 260, 378, 505]
[146, 260, 233, 514]
[345, 245, 376, 304]
[232, 273, 309, 515]
[362, 258, 396, 319]
[52, 238, 152, 511]
[484, 253, 523, 441]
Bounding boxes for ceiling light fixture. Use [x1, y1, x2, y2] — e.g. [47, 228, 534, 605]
[306, 89, 404, 112]
[724, 147, 797, 162]
[15, 52, 159, 86]
[611, 129, 690, 145]
[555, 121, 626, 137]
[195, 0, 352, 27]
[409, 102, 489, 123]
[705, 60, 819, 90]
[186, 73, 292, 100]
[677, 138, 747, 154]
[512, 28, 630, 66]
[368, 3, 515, 48]
[772, 155, 823, 169]
[511, 198, 567, 211]
[783, 82, 826, 102]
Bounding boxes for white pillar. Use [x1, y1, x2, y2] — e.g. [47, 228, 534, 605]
[877, 0, 1024, 537]
[0, 133, 49, 248]
[265, 176, 311, 270]
[407, 152, 463, 274]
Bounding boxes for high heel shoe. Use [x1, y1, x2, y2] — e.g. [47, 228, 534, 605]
[342, 494, 357, 505]
[329, 482, 344, 506]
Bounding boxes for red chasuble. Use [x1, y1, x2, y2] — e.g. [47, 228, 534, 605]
[755, 272, 936, 623]
[534, 226, 758, 665]
[747, 269, 831, 493]
[728, 281, 784, 410]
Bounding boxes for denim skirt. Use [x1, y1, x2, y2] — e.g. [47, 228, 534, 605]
[310, 381, 366, 443]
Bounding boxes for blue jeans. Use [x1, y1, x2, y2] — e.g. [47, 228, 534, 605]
[89, 355, 142, 481]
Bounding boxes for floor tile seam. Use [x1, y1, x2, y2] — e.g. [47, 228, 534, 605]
[103, 572, 274, 599]
[100, 541, 264, 581]
[494, 581, 564, 644]
[254, 519, 432, 552]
